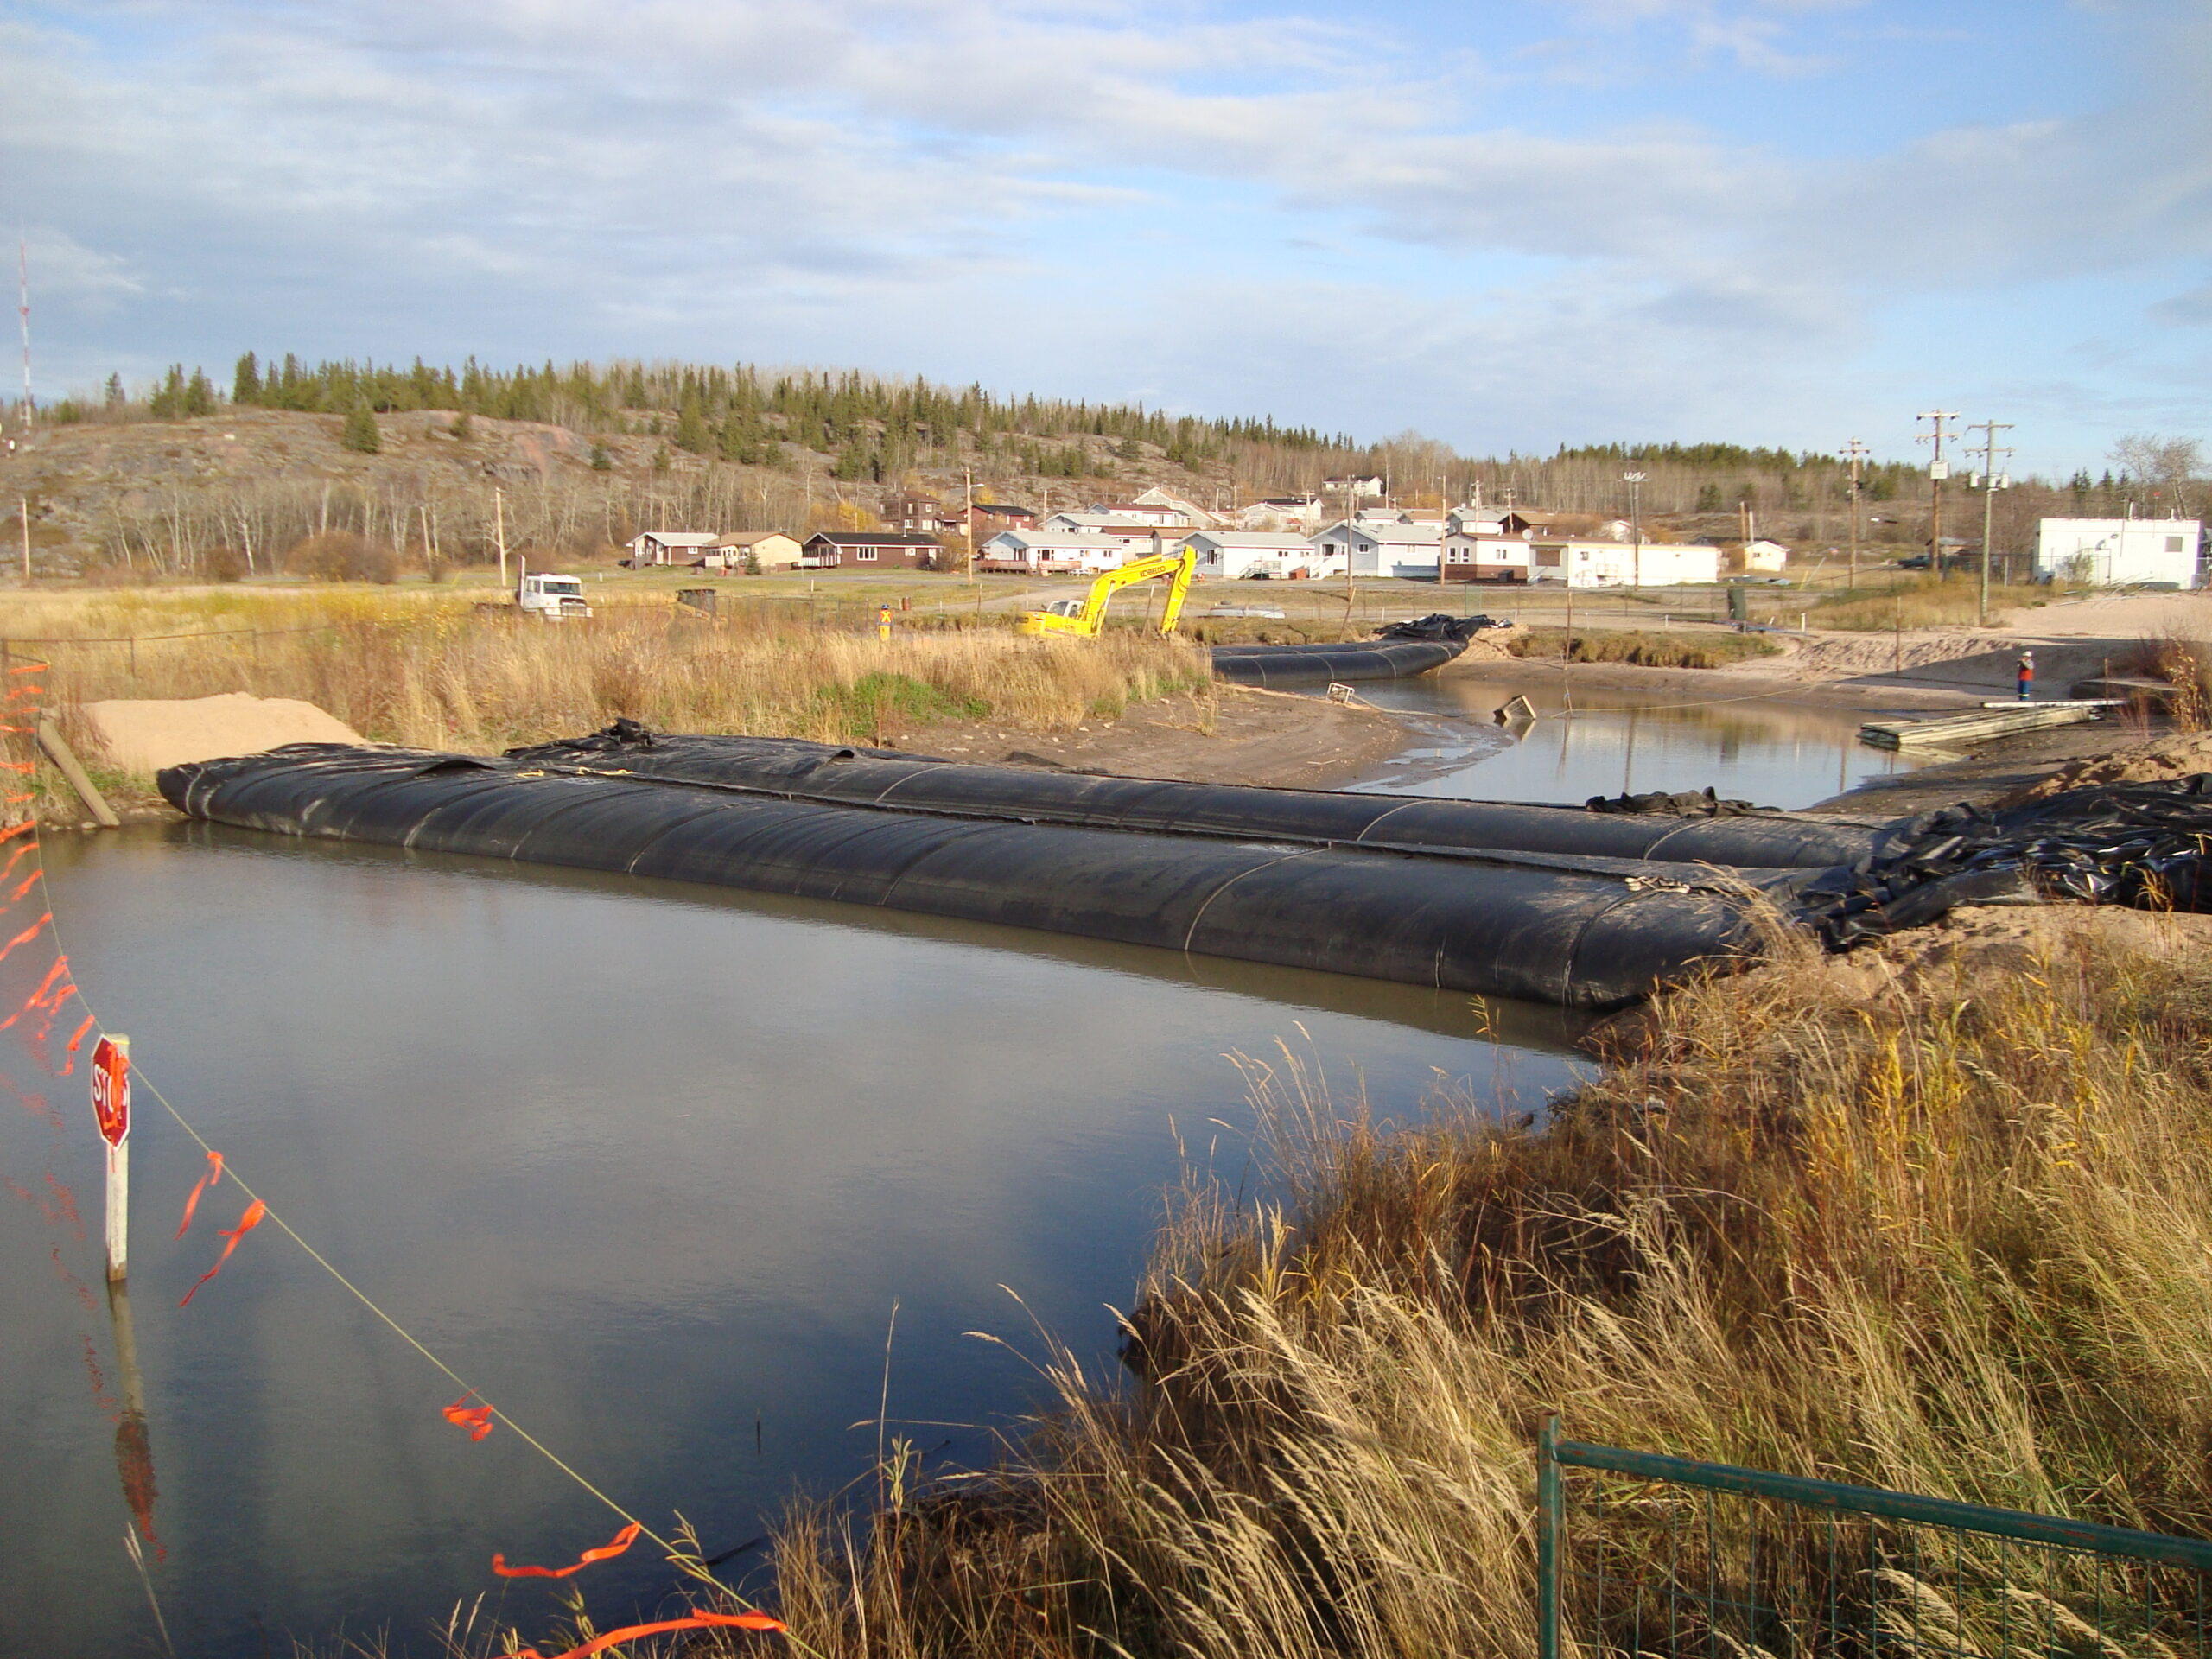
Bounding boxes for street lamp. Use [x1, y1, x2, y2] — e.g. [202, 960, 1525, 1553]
[1624, 471, 1647, 590]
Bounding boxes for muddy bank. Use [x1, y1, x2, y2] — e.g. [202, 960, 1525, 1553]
[903, 683, 1406, 787]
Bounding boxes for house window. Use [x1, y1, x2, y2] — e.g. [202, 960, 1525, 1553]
[2168, 536, 2186, 553]
[856, 547, 878, 562]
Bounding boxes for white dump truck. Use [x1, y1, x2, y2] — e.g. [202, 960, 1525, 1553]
[517, 563, 592, 620]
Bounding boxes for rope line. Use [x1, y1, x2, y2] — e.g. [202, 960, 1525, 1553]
[0, 664, 817, 1644]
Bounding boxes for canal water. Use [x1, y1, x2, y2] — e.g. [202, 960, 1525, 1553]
[2, 693, 1915, 1655]
[1347, 673, 1916, 809]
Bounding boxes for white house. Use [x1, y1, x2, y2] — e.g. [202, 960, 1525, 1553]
[626, 531, 722, 566]
[1126, 488, 1217, 526]
[2035, 518, 2202, 588]
[978, 530, 1135, 574]
[1238, 496, 1321, 531]
[1312, 518, 1443, 580]
[1741, 538, 1790, 574]
[1180, 531, 1332, 580]
[1441, 531, 1533, 583]
[1038, 512, 1182, 548]
[700, 531, 804, 570]
[1323, 475, 1386, 500]
[1529, 540, 1721, 588]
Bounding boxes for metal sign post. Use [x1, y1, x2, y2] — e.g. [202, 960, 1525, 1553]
[92, 1034, 129, 1281]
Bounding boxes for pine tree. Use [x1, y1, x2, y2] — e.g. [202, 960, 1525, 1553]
[185, 369, 216, 416]
[103, 374, 124, 410]
[341, 402, 381, 454]
[233, 352, 262, 405]
[589, 442, 613, 471]
[674, 395, 709, 454]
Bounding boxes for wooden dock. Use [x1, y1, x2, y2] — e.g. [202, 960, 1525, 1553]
[1858, 700, 2118, 752]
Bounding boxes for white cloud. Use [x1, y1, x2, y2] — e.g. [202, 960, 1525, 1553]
[2, 0, 2206, 461]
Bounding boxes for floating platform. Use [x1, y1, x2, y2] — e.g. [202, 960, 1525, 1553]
[1858, 701, 2116, 752]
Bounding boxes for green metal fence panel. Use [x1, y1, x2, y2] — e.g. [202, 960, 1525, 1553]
[1538, 1416, 2212, 1658]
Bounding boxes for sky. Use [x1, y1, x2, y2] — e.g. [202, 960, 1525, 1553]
[3, 0, 2208, 474]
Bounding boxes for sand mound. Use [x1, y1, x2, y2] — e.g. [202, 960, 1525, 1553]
[80, 694, 364, 774]
[1995, 731, 2212, 804]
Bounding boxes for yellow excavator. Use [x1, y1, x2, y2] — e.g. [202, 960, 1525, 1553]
[1016, 550, 1197, 637]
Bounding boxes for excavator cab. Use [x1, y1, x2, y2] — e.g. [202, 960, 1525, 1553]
[1017, 550, 1198, 638]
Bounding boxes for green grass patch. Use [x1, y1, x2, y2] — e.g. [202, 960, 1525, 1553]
[1810, 575, 2056, 631]
[1507, 627, 1780, 668]
[816, 671, 990, 741]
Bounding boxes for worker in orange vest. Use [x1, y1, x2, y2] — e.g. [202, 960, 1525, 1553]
[2016, 649, 2035, 702]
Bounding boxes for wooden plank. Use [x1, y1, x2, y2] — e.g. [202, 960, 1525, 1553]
[1859, 702, 2108, 751]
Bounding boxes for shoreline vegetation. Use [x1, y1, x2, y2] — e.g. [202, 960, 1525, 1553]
[743, 900, 2212, 1659]
[396, 892, 2212, 1659]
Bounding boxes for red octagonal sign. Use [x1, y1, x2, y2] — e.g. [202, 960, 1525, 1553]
[91, 1037, 129, 1148]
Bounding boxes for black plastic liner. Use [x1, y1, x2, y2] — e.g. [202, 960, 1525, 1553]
[1798, 775, 2212, 947]
[505, 725, 1886, 870]
[1209, 638, 1465, 687]
[161, 742, 1794, 1009]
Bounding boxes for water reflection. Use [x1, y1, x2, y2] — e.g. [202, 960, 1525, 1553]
[3, 825, 1584, 1655]
[1346, 674, 1918, 810]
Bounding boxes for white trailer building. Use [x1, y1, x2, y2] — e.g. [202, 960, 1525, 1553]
[1530, 540, 1721, 588]
[2035, 518, 2202, 588]
[1181, 531, 1328, 580]
[1312, 519, 1443, 580]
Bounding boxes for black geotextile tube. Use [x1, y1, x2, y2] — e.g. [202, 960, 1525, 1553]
[502, 728, 1887, 870]
[1208, 638, 1465, 686]
[158, 745, 1777, 1009]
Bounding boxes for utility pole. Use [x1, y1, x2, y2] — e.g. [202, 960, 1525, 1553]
[1916, 410, 1957, 578]
[1624, 470, 1647, 591]
[19, 495, 29, 581]
[1841, 439, 1869, 591]
[963, 464, 975, 583]
[493, 487, 507, 588]
[1968, 418, 2015, 627]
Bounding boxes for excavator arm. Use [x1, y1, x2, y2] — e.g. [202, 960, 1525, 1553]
[1018, 550, 1197, 637]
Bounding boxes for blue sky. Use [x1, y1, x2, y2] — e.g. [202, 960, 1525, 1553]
[3, 0, 2206, 473]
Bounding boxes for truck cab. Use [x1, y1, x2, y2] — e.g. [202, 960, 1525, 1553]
[518, 572, 591, 620]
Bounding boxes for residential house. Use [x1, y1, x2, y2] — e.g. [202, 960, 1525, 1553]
[1180, 531, 1331, 581]
[1128, 487, 1217, 526]
[626, 531, 723, 567]
[978, 530, 1135, 575]
[882, 493, 959, 535]
[1529, 540, 1721, 588]
[1311, 518, 1444, 580]
[2035, 518, 2203, 588]
[1740, 538, 1790, 574]
[1038, 512, 1189, 550]
[966, 501, 1038, 536]
[1323, 475, 1386, 500]
[1441, 529, 1533, 583]
[798, 531, 943, 569]
[698, 531, 804, 571]
[1237, 496, 1321, 532]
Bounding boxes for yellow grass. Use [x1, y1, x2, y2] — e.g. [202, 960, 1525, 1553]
[747, 911, 2212, 1658]
[1811, 575, 2059, 631]
[4, 586, 1206, 782]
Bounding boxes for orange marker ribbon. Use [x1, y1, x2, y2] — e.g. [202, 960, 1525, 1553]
[442, 1389, 494, 1440]
[179, 1198, 267, 1306]
[493, 1521, 643, 1580]
[512, 1612, 787, 1658]
[0, 911, 51, 963]
[0, 955, 73, 1032]
[175, 1151, 225, 1238]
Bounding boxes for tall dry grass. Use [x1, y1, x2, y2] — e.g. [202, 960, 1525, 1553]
[1810, 575, 2059, 632]
[8, 588, 1205, 772]
[753, 910, 2212, 1658]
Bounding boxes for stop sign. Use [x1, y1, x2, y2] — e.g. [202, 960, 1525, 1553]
[91, 1036, 129, 1148]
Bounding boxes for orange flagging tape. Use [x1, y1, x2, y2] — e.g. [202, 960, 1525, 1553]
[511, 1613, 788, 1657]
[65, 1014, 94, 1053]
[0, 760, 34, 773]
[0, 819, 36, 845]
[180, 1198, 267, 1306]
[493, 1522, 643, 1580]
[175, 1151, 225, 1239]
[0, 911, 51, 962]
[7, 664, 44, 674]
[8, 868, 39, 903]
[0, 842, 34, 884]
[443, 1389, 495, 1441]
[0, 956, 73, 1032]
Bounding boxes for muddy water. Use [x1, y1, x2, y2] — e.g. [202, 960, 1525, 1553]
[1347, 673, 1919, 809]
[3, 825, 1582, 1656]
